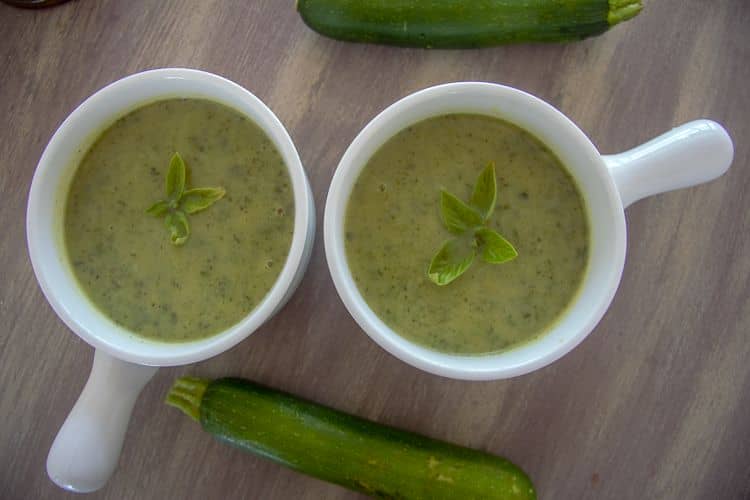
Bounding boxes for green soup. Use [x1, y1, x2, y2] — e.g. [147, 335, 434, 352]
[345, 114, 589, 355]
[65, 98, 294, 342]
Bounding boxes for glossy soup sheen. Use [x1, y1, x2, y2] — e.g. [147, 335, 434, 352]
[65, 99, 294, 342]
[345, 114, 589, 355]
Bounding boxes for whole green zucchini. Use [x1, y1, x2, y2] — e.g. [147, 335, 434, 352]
[296, 0, 642, 48]
[167, 377, 535, 499]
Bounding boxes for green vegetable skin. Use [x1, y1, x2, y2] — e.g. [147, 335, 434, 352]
[296, 0, 642, 48]
[167, 377, 535, 499]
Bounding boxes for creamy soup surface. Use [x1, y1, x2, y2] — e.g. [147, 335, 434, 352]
[345, 114, 589, 354]
[65, 98, 294, 342]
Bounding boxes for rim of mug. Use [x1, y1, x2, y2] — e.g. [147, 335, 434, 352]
[26, 68, 313, 367]
[324, 82, 627, 380]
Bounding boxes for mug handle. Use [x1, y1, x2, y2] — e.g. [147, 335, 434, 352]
[46, 349, 158, 493]
[603, 120, 734, 208]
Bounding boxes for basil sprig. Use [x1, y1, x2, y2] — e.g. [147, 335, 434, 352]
[146, 153, 225, 246]
[428, 163, 517, 286]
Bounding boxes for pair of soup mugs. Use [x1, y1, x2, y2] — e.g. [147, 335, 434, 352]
[29, 69, 733, 492]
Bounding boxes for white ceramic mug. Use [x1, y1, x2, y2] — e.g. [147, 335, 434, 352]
[26, 69, 316, 492]
[324, 82, 733, 381]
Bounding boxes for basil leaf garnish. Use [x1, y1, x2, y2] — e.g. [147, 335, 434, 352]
[428, 237, 476, 286]
[428, 163, 518, 285]
[146, 200, 170, 217]
[470, 162, 497, 220]
[166, 152, 187, 201]
[146, 153, 226, 246]
[181, 187, 226, 214]
[441, 190, 484, 234]
[165, 210, 190, 246]
[475, 227, 518, 264]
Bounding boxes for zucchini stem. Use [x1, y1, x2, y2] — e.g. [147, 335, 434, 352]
[609, 0, 643, 26]
[165, 376, 209, 422]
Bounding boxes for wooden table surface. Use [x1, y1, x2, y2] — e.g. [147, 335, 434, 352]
[2, 1, 749, 499]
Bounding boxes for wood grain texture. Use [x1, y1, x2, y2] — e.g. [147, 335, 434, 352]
[1, 1, 749, 498]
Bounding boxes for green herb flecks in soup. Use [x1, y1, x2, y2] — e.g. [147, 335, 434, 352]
[65, 98, 294, 342]
[345, 114, 589, 355]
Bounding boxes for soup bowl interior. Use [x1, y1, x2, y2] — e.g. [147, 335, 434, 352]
[324, 82, 626, 380]
[27, 68, 314, 367]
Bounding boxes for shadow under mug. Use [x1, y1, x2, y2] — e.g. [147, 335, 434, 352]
[26, 69, 316, 492]
[324, 82, 734, 381]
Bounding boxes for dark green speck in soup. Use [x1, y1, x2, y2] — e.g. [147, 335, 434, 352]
[65, 98, 294, 342]
[345, 114, 589, 355]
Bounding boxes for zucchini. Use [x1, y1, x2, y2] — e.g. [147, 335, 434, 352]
[296, 0, 642, 48]
[167, 377, 535, 499]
